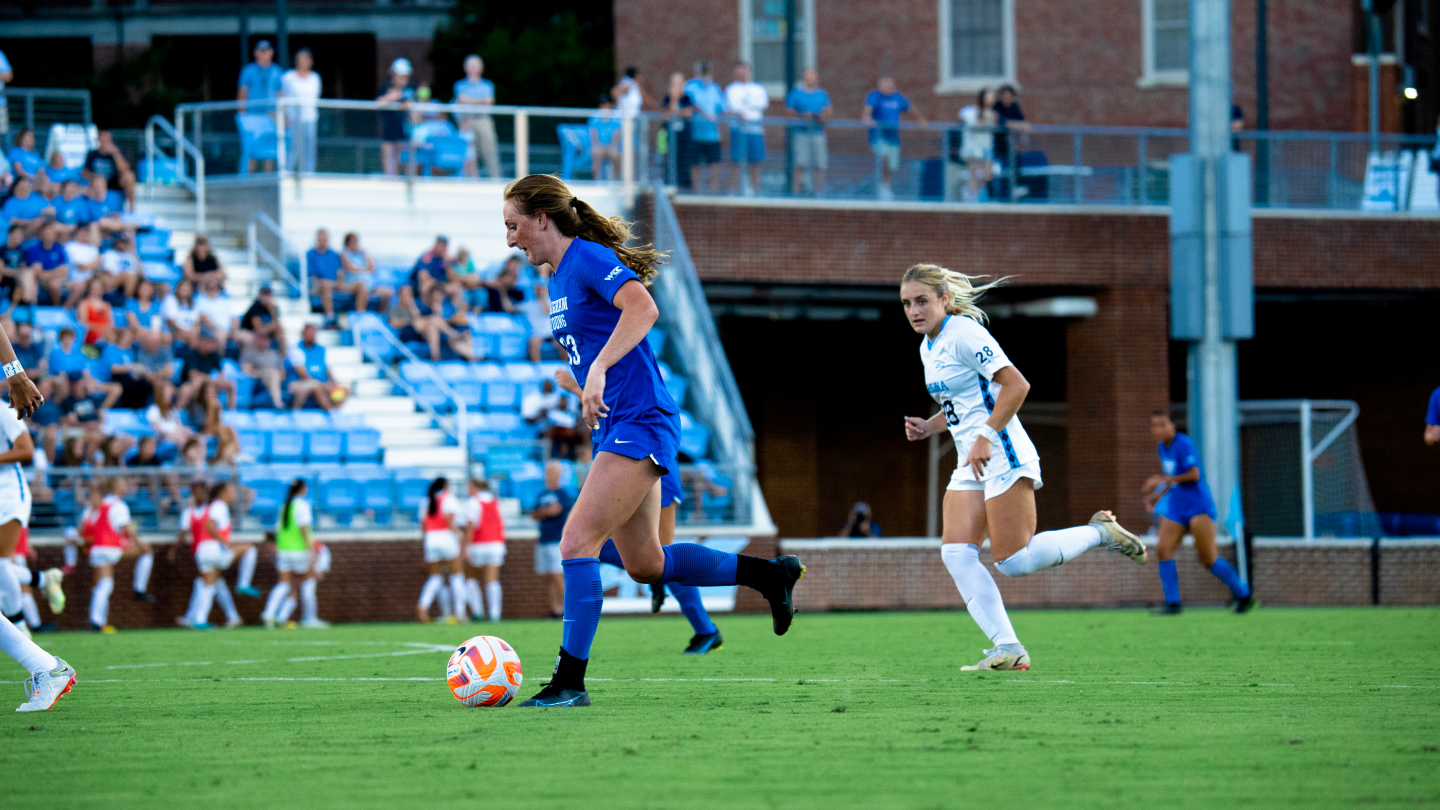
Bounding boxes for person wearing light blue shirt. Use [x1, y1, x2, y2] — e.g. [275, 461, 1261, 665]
[862, 77, 926, 199]
[683, 62, 725, 192]
[587, 95, 622, 180]
[452, 55, 500, 178]
[237, 40, 283, 113]
[786, 68, 832, 195]
[0, 50, 12, 151]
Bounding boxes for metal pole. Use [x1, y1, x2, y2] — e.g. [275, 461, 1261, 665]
[1254, 0, 1269, 205]
[783, 0, 796, 195]
[239, 1, 250, 72]
[276, 0, 290, 70]
[1364, 0, 1381, 155]
[514, 111, 529, 178]
[196, 150, 206, 237]
[926, 429, 940, 537]
[1300, 399, 1314, 540]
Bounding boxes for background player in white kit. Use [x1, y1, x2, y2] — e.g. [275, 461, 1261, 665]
[416, 477, 466, 624]
[0, 335, 77, 711]
[900, 263, 1147, 671]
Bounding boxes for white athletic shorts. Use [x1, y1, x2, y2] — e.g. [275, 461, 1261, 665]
[195, 539, 235, 574]
[948, 459, 1044, 500]
[11, 554, 30, 584]
[313, 544, 331, 574]
[423, 530, 460, 563]
[276, 549, 311, 574]
[534, 542, 563, 574]
[0, 488, 33, 529]
[89, 546, 123, 568]
[467, 542, 506, 568]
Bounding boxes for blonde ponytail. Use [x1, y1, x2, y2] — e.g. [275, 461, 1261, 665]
[900, 263, 1008, 324]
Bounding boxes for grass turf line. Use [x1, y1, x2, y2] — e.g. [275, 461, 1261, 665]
[1, 608, 1437, 809]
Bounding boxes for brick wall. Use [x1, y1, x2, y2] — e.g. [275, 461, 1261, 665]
[615, 0, 1354, 131]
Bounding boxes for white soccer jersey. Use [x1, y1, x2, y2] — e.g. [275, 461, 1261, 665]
[0, 404, 32, 524]
[919, 314, 1039, 480]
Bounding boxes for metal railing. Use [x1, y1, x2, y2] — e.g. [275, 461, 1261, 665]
[247, 211, 305, 298]
[3, 87, 91, 135]
[143, 114, 205, 232]
[350, 312, 469, 472]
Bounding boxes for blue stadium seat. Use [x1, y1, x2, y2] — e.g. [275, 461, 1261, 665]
[306, 429, 344, 463]
[483, 382, 520, 411]
[502, 362, 538, 383]
[678, 412, 710, 461]
[557, 123, 590, 180]
[253, 410, 291, 430]
[646, 328, 667, 356]
[452, 380, 484, 412]
[483, 442, 536, 476]
[343, 428, 382, 463]
[400, 360, 435, 384]
[485, 412, 525, 436]
[236, 113, 278, 176]
[703, 474, 734, 520]
[423, 135, 468, 175]
[32, 307, 76, 334]
[414, 380, 452, 412]
[245, 475, 287, 525]
[437, 361, 470, 381]
[665, 373, 688, 408]
[268, 429, 306, 463]
[330, 412, 368, 429]
[291, 411, 331, 431]
[142, 261, 181, 283]
[470, 362, 504, 382]
[508, 462, 547, 510]
[236, 429, 268, 462]
[317, 472, 361, 525]
[358, 470, 396, 525]
[495, 333, 527, 360]
[222, 411, 256, 429]
[358, 331, 398, 363]
[396, 472, 431, 517]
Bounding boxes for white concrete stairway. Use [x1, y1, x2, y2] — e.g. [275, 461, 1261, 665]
[134, 184, 466, 469]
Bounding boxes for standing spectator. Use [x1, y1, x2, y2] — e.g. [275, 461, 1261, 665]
[408, 234, 450, 299]
[863, 76, 926, 200]
[612, 66, 657, 175]
[1425, 385, 1440, 445]
[238, 40, 283, 114]
[7, 128, 42, 183]
[183, 234, 225, 284]
[992, 85, 1030, 197]
[683, 61, 725, 192]
[661, 72, 694, 189]
[838, 501, 883, 538]
[286, 323, 340, 411]
[2, 176, 52, 233]
[530, 459, 577, 619]
[339, 231, 389, 314]
[280, 48, 322, 174]
[307, 228, 363, 328]
[958, 88, 999, 202]
[451, 55, 501, 179]
[786, 67, 831, 195]
[587, 94, 622, 180]
[0, 49, 11, 151]
[724, 62, 769, 195]
[378, 58, 416, 176]
[82, 131, 137, 209]
[26, 221, 68, 305]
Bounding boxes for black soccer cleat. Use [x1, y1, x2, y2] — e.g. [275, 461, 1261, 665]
[683, 630, 723, 655]
[518, 683, 591, 707]
[1232, 594, 1258, 614]
[1152, 603, 1183, 615]
[763, 555, 805, 636]
[134, 590, 158, 604]
[651, 583, 666, 613]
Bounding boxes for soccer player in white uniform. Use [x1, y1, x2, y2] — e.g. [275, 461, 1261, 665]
[461, 477, 505, 623]
[261, 478, 329, 629]
[187, 481, 250, 630]
[79, 477, 155, 632]
[417, 477, 466, 624]
[0, 342, 77, 711]
[900, 264, 1147, 671]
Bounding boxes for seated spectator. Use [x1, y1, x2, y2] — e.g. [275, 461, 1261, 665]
[10, 321, 43, 379]
[339, 232, 393, 314]
[519, 261, 556, 362]
[176, 331, 236, 410]
[483, 258, 524, 314]
[129, 434, 180, 514]
[838, 501, 883, 538]
[27, 221, 69, 305]
[285, 322, 341, 410]
[307, 228, 369, 329]
[182, 235, 224, 284]
[409, 234, 450, 299]
[64, 223, 103, 305]
[237, 283, 280, 346]
[75, 278, 116, 345]
[47, 326, 88, 381]
[178, 436, 207, 471]
[387, 283, 429, 346]
[133, 328, 175, 390]
[50, 179, 90, 239]
[83, 176, 128, 238]
[192, 276, 233, 340]
[42, 153, 79, 198]
[588, 94, 622, 180]
[2, 177, 54, 234]
[102, 235, 142, 301]
[418, 284, 476, 361]
[0, 223, 29, 311]
[521, 378, 562, 425]
[146, 382, 191, 446]
[449, 245, 483, 292]
[7, 128, 42, 183]
[82, 130, 136, 208]
[522, 377, 580, 457]
[238, 310, 287, 408]
[196, 381, 241, 465]
[96, 328, 153, 409]
[59, 375, 110, 464]
[161, 279, 201, 344]
[28, 376, 63, 460]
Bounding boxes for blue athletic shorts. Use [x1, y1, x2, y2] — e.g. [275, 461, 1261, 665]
[593, 407, 680, 477]
[660, 467, 683, 508]
[1157, 488, 1217, 526]
[731, 132, 766, 163]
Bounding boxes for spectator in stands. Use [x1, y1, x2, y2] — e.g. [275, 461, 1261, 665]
[863, 76, 927, 201]
[1425, 385, 1440, 445]
[197, 381, 241, 465]
[684, 61, 725, 192]
[59, 375, 111, 464]
[387, 284, 433, 357]
[2, 177, 53, 233]
[378, 58, 416, 176]
[29, 376, 61, 461]
[0, 50, 11, 152]
[240, 320, 288, 409]
[50, 179, 90, 238]
[146, 383, 190, 446]
[97, 328, 152, 409]
[238, 39, 283, 116]
[482, 257, 524, 314]
[286, 322, 340, 411]
[522, 379, 579, 459]
[7, 128, 41, 184]
[409, 234, 450, 299]
[42, 151, 78, 197]
[451, 55, 501, 179]
[162, 279, 201, 345]
[178, 436, 206, 470]
[82, 131, 136, 209]
[1, 222, 27, 311]
[237, 283, 279, 345]
[613, 65, 658, 114]
[992, 85, 1029, 196]
[47, 326, 87, 381]
[531, 459, 577, 619]
[26, 221, 69, 306]
[838, 501, 883, 538]
[957, 88, 999, 202]
[307, 228, 364, 329]
[724, 62, 768, 195]
[193, 276, 233, 341]
[177, 331, 236, 410]
[417, 284, 476, 361]
[64, 224, 102, 305]
[133, 329, 176, 392]
[84, 176, 127, 238]
[280, 48, 322, 174]
[183, 235, 224, 284]
[448, 246, 484, 299]
[339, 232, 390, 314]
[587, 94, 623, 180]
[75, 278, 116, 345]
[101, 234, 142, 300]
[786, 67, 831, 195]
[10, 321, 42, 379]
[520, 262, 556, 362]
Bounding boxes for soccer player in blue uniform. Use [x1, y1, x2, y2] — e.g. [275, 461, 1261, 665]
[502, 175, 802, 706]
[1144, 410, 1255, 614]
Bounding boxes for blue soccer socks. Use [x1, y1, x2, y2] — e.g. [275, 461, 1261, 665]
[1158, 559, 1181, 606]
[668, 583, 718, 635]
[1208, 558, 1251, 599]
[660, 542, 738, 586]
[560, 558, 603, 660]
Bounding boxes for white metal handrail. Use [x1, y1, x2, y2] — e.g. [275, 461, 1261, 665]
[246, 211, 305, 298]
[143, 114, 205, 234]
[350, 313, 469, 471]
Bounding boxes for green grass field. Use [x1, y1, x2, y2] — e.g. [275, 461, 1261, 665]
[3, 607, 1437, 809]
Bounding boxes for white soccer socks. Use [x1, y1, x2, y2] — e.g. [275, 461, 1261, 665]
[20, 593, 40, 629]
[214, 579, 240, 623]
[237, 547, 258, 590]
[941, 544, 1020, 647]
[0, 559, 21, 617]
[419, 574, 443, 610]
[133, 553, 153, 595]
[485, 580, 502, 622]
[300, 579, 318, 623]
[263, 582, 291, 622]
[193, 582, 217, 625]
[0, 612, 57, 676]
[89, 577, 114, 628]
[994, 525, 1104, 578]
[448, 573, 468, 621]
[465, 579, 483, 619]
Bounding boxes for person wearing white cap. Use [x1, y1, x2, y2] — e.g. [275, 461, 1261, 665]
[378, 58, 416, 175]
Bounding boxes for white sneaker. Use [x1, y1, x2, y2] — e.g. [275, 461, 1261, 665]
[39, 568, 65, 614]
[16, 658, 76, 712]
[1089, 510, 1147, 564]
[960, 648, 1031, 671]
[299, 618, 331, 629]
[224, 616, 244, 629]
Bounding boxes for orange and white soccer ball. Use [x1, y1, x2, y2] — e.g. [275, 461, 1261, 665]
[446, 636, 523, 707]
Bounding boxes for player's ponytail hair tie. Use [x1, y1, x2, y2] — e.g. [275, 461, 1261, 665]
[504, 173, 668, 284]
[900, 263, 1009, 324]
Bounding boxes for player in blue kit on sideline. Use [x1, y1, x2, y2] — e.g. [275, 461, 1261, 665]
[501, 175, 802, 707]
[1143, 410, 1256, 615]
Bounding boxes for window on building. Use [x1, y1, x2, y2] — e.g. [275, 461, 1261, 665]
[936, 0, 1015, 93]
[1142, 0, 1189, 86]
[740, 0, 816, 98]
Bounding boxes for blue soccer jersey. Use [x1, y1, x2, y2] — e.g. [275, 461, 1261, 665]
[1156, 431, 1216, 523]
